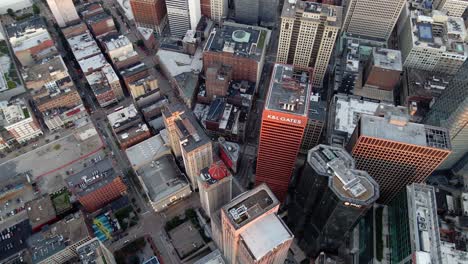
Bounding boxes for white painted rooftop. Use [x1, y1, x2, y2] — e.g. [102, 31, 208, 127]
[240, 214, 292, 260]
[156, 48, 203, 77]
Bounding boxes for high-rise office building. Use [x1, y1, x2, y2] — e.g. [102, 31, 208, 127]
[234, 0, 259, 25]
[210, 0, 228, 23]
[162, 104, 213, 189]
[221, 184, 293, 264]
[342, 0, 405, 41]
[434, 0, 468, 17]
[425, 61, 468, 170]
[399, 9, 468, 75]
[255, 64, 311, 202]
[198, 160, 232, 218]
[77, 238, 117, 264]
[46, 0, 80, 27]
[388, 183, 442, 264]
[130, 0, 168, 34]
[289, 145, 379, 256]
[299, 93, 327, 154]
[277, 1, 342, 88]
[347, 106, 451, 204]
[166, 0, 201, 38]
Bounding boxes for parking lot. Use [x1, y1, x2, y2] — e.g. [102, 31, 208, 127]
[0, 220, 31, 261]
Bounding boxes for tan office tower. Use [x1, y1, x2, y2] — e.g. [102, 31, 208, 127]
[277, 1, 342, 88]
[347, 106, 451, 204]
[342, 0, 405, 41]
[210, 0, 228, 23]
[163, 104, 213, 189]
[130, 0, 168, 34]
[47, 0, 80, 27]
[221, 184, 293, 264]
[435, 0, 468, 17]
[198, 161, 232, 218]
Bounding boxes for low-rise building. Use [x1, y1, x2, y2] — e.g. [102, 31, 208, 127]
[66, 159, 127, 212]
[28, 212, 92, 264]
[25, 195, 58, 232]
[128, 76, 159, 100]
[86, 64, 124, 107]
[125, 133, 171, 169]
[6, 17, 58, 67]
[136, 154, 192, 212]
[218, 137, 240, 173]
[102, 35, 140, 70]
[107, 104, 151, 149]
[85, 11, 117, 38]
[202, 98, 247, 142]
[0, 100, 43, 143]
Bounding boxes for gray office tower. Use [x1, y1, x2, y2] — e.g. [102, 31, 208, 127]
[425, 60, 468, 170]
[288, 145, 379, 257]
[234, 0, 278, 25]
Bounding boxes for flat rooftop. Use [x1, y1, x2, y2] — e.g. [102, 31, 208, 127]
[163, 103, 211, 153]
[359, 107, 451, 150]
[372, 48, 402, 71]
[23, 56, 68, 83]
[308, 145, 379, 205]
[332, 94, 381, 138]
[66, 159, 119, 198]
[125, 133, 170, 169]
[204, 22, 269, 61]
[282, 1, 342, 28]
[6, 16, 46, 39]
[79, 54, 108, 74]
[308, 94, 327, 122]
[0, 220, 32, 262]
[407, 184, 442, 263]
[265, 64, 310, 116]
[240, 213, 293, 261]
[410, 10, 468, 56]
[194, 250, 225, 264]
[103, 35, 132, 51]
[76, 238, 104, 264]
[222, 184, 279, 229]
[67, 32, 101, 61]
[403, 68, 451, 103]
[107, 104, 139, 128]
[136, 154, 190, 204]
[156, 49, 203, 77]
[29, 212, 90, 263]
[25, 195, 56, 228]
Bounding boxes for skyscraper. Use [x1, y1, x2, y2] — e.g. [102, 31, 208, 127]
[198, 160, 232, 218]
[347, 106, 451, 204]
[162, 104, 213, 189]
[425, 61, 468, 170]
[130, 0, 168, 34]
[388, 183, 442, 264]
[289, 145, 379, 256]
[210, 0, 228, 23]
[46, 0, 80, 27]
[434, 0, 468, 17]
[221, 184, 293, 264]
[234, 0, 259, 25]
[277, 1, 342, 88]
[342, 0, 405, 41]
[255, 64, 310, 202]
[166, 0, 201, 38]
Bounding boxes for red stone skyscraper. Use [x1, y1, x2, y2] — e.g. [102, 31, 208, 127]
[255, 64, 310, 202]
[130, 0, 168, 34]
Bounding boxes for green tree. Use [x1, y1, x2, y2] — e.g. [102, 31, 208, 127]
[32, 4, 40, 15]
[7, 9, 15, 17]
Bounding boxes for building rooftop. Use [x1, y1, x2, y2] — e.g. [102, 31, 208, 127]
[440, 241, 468, 264]
[86, 11, 113, 24]
[76, 238, 110, 264]
[0, 100, 31, 126]
[308, 93, 327, 121]
[308, 145, 379, 205]
[0, 220, 32, 262]
[199, 160, 230, 186]
[194, 249, 225, 264]
[282, 1, 342, 28]
[406, 184, 442, 264]
[23, 56, 69, 85]
[359, 106, 451, 150]
[136, 154, 190, 204]
[332, 94, 382, 139]
[240, 213, 293, 261]
[25, 196, 56, 228]
[103, 35, 132, 51]
[121, 63, 148, 78]
[403, 68, 451, 103]
[66, 159, 119, 198]
[265, 64, 310, 116]
[204, 22, 270, 61]
[137, 27, 153, 40]
[409, 10, 468, 57]
[163, 103, 211, 153]
[67, 32, 101, 61]
[79, 54, 108, 74]
[218, 138, 240, 164]
[6, 16, 53, 52]
[29, 212, 90, 263]
[372, 48, 403, 71]
[125, 133, 170, 169]
[222, 184, 279, 229]
[156, 49, 203, 77]
[107, 104, 139, 129]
